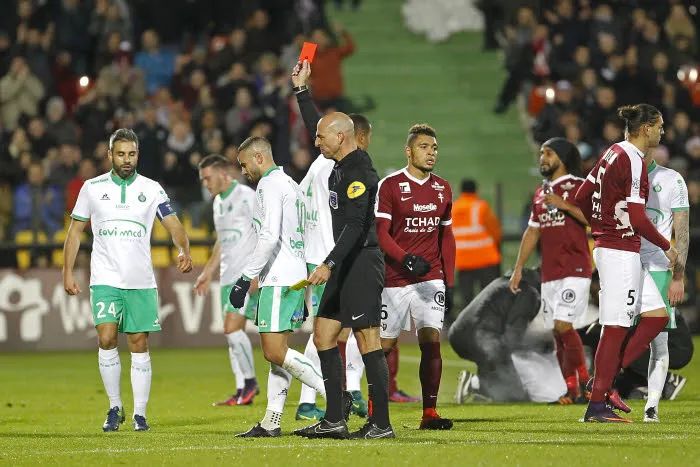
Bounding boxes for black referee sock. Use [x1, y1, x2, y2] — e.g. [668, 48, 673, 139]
[318, 347, 344, 423]
[363, 349, 390, 429]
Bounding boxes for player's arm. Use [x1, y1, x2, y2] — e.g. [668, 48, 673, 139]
[509, 226, 540, 294]
[292, 60, 322, 134]
[324, 173, 371, 268]
[63, 217, 88, 295]
[161, 214, 193, 273]
[574, 175, 595, 222]
[240, 183, 284, 281]
[64, 183, 90, 295]
[542, 194, 589, 226]
[375, 179, 407, 261]
[194, 239, 220, 296]
[669, 209, 689, 306]
[439, 191, 456, 288]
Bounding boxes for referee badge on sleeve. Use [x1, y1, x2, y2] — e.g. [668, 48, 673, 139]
[347, 181, 366, 199]
[329, 190, 338, 209]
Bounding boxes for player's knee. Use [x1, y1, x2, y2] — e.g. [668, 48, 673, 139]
[97, 328, 118, 350]
[553, 320, 573, 334]
[261, 345, 284, 366]
[417, 327, 440, 343]
[313, 332, 333, 351]
[224, 314, 245, 334]
[127, 333, 149, 353]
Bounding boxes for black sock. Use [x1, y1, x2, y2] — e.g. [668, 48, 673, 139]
[363, 349, 390, 429]
[318, 347, 343, 423]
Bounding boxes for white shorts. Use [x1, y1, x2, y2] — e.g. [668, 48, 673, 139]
[541, 277, 591, 329]
[639, 269, 667, 315]
[593, 247, 664, 327]
[380, 280, 445, 339]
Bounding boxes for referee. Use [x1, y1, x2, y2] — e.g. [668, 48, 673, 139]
[292, 60, 393, 440]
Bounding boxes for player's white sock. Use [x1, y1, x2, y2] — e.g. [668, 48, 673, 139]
[227, 345, 244, 391]
[261, 363, 291, 430]
[299, 334, 320, 405]
[345, 332, 365, 392]
[98, 347, 122, 409]
[282, 348, 326, 399]
[226, 330, 255, 385]
[646, 332, 669, 412]
[131, 352, 151, 418]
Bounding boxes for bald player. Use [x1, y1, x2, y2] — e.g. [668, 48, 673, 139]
[293, 112, 394, 440]
[230, 136, 329, 437]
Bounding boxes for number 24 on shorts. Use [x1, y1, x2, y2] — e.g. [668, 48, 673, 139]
[96, 301, 117, 318]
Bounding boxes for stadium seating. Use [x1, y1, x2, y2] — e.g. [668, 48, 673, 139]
[14, 231, 48, 269]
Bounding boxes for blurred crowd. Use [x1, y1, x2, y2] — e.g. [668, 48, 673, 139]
[0, 0, 361, 254]
[484, 0, 700, 305]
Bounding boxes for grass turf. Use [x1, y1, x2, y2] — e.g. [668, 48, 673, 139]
[1, 340, 698, 466]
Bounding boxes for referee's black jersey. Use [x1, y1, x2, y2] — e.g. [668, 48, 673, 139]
[324, 149, 380, 267]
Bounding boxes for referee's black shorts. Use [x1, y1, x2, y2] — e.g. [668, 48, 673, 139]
[317, 247, 384, 329]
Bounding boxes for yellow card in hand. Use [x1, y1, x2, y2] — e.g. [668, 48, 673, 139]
[289, 279, 311, 291]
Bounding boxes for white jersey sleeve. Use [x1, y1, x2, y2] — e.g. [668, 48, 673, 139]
[71, 183, 91, 221]
[671, 174, 690, 211]
[241, 177, 284, 280]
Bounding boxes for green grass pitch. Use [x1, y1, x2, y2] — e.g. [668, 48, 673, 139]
[1, 340, 698, 466]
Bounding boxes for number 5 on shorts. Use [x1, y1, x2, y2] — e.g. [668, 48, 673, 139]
[96, 301, 117, 319]
[627, 290, 636, 306]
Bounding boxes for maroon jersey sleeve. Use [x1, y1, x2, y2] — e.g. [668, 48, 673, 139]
[375, 177, 394, 221]
[439, 183, 455, 286]
[376, 177, 409, 262]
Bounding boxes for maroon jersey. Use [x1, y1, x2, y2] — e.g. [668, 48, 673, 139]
[375, 169, 452, 287]
[528, 175, 592, 283]
[586, 141, 649, 252]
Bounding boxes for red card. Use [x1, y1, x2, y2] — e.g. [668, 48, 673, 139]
[299, 42, 318, 63]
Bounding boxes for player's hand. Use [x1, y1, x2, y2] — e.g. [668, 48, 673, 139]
[444, 286, 454, 315]
[668, 277, 684, 307]
[248, 276, 260, 295]
[509, 268, 522, 294]
[292, 60, 311, 87]
[63, 272, 81, 295]
[402, 254, 431, 277]
[193, 269, 211, 296]
[543, 193, 566, 210]
[229, 277, 251, 309]
[177, 250, 193, 273]
[664, 246, 678, 271]
[309, 263, 331, 285]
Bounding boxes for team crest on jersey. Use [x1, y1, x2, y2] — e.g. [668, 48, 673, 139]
[329, 190, 338, 209]
[399, 182, 411, 194]
[431, 181, 445, 191]
[347, 181, 366, 199]
[138, 192, 146, 202]
[561, 181, 576, 190]
[653, 184, 662, 192]
[562, 289, 576, 303]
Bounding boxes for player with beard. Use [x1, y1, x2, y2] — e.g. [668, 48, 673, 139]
[63, 128, 193, 431]
[510, 138, 592, 403]
[575, 104, 678, 422]
[375, 124, 456, 430]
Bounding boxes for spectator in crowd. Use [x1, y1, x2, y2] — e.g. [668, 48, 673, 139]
[134, 29, 176, 95]
[13, 162, 63, 235]
[0, 56, 44, 130]
[89, 0, 133, 58]
[307, 23, 355, 111]
[209, 29, 256, 78]
[133, 102, 168, 180]
[225, 87, 262, 144]
[285, 147, 312, 183]
[1, 127, 33, 186]
[54, 0, 91, 75]
[48, 143, 80, 189]
[27, 117, 54, 158]
[66, 157, 97, 213]
[46, 96, 78, 145]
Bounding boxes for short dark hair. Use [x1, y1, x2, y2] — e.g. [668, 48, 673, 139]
[238, 135, 271, 154]
[109, 128, 139, 151]
[461, 179, 477, 193]
[198, 154, 230, 171]
[617, 104, 662, 137]
[406, 123, 436, 147]
[349, 113, 371, 135]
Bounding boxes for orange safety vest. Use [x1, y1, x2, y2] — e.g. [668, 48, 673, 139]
[452, 193, 502, 270]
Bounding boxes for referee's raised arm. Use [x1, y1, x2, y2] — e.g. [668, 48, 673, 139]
[292, 60, 322, 136]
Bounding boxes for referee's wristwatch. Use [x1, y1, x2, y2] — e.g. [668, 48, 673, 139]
[323, 260, 336, 271]
[293, 85, 308, 94]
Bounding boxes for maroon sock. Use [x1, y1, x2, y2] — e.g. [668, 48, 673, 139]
[385, 346, 399, 395]
[560, 328, 588, 395]
[590, 326, 627, 402]
[419, 342, 442, 410]
[338, 339, 347, 390]
[554, 333, 566, 371]
[621, 316, 669, 368]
